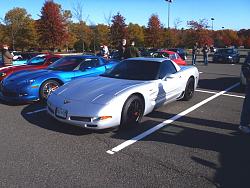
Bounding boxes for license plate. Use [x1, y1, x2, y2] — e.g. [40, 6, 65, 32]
[56, 107, 67, 119]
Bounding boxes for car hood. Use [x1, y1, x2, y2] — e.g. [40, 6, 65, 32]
[54, 76, 147, 104]
[5, 69, 55, 82]
[0, 65, 37, 72]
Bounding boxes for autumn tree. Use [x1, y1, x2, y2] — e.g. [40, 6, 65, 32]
[37, 0, 67, 50]
[187, 19, 209, 30]
[4, 8, 37, 50]
[145, 14, 164, 48]
[127, 23, 144, 47]
[110, 12, 127, 48]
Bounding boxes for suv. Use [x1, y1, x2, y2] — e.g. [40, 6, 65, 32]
[240, 53, 250, 87]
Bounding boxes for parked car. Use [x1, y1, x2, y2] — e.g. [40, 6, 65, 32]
[213, 48, 240, 63]
[0, 54, 62, 81]
[152, 50, 187, 65]
[12, 52, 42, 65]
[168, 48, 187, 60]
[0, 55, 118, 103]
[47, 57, 199, 130]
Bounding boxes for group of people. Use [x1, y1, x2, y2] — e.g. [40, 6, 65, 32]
[1, 44, 13, 66]
[191, 43, 210, 66]
[117, 39, 140, 60]
[98, 39, 140, 60]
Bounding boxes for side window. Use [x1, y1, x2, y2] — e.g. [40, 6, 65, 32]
[48, 57, 60, 64]
[158, 61, 177, 79]
[79, 58, 98, 71]
[170, 54, 176, 60]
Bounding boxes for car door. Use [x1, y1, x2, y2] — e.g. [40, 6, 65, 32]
[156, 60, 183, 105]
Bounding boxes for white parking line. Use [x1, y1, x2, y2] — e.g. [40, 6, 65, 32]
[196, 89, 245, 99]
[26, 108, 46, 115]
[106, 82, 240, 155]
[199, 72, 203, 74]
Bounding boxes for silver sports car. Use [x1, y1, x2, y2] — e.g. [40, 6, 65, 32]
[47, 57, 199, 130]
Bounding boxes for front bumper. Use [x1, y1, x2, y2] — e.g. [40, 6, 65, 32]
[0, 83, 40, 103]
[47, 94, 121, 130]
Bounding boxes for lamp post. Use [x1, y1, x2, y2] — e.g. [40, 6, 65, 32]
[165, 0, 173, 29]
[211, 18, 215, 30]
[222, 26, 225, 30]
[165, 0, 173, 47]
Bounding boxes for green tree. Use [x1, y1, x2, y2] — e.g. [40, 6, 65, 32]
[127, 23, 144, 47]
[110, 12, 127, 47]
[37, 0, 67, 50]
[4, 8, 36, 50]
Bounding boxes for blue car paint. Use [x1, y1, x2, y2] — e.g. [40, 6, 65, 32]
[0, 55, 118, 102]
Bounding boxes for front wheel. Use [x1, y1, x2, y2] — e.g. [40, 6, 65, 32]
[39, 80, 61, 101]
[120, 95, 144, 129]
[183, 78, 195, 101]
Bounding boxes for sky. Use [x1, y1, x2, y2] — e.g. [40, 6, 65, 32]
[0, 0, 249, 30]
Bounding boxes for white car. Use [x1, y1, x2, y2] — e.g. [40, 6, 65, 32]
[47, 58, 199, 130]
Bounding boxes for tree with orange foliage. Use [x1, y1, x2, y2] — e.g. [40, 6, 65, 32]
[145, 14, 164, 48]
[37, 0, 67, 50]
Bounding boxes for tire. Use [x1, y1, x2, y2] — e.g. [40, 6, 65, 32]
[39, 80, 61, 101]
[183, 78, 195, 101]
[120, 95, 144, 129]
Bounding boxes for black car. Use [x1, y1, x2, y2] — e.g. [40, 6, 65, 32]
[168, 48, 187, 60]
[213, 48, 240, 63]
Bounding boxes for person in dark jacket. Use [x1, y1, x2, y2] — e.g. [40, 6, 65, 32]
[1, 44, 13, 66]
[239, 53, 250, 133]
[117, 39, 127, 60]
[124, 41, 140, 59]
[202, 43, 209, 66]
[192, 42, 198, 66]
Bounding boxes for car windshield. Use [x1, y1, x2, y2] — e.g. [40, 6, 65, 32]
[27, 56, 46, 65]
[47, 56, 85, 71]
[152, 52, 170, 58]
[101, 60, 161, 80]
[217, 49, 234, 54]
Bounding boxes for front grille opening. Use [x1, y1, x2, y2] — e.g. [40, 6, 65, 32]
[70, 116, 91, 122]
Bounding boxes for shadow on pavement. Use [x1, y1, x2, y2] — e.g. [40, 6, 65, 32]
[111, 110, 250, 187]
[21, 103, 95, 136]
[198, 76, 244, 94]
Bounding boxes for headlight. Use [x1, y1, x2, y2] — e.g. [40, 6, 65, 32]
[17, 79, 35, 86]
[27, 79, 35, 84]
[228, 56, 232, 59]
[92, 116, 112, 122]
[0, 72, 6, 77]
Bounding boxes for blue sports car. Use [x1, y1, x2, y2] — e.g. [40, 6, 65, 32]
[0, 55, 118, 102]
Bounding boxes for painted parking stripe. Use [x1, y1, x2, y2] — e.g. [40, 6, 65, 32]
[26, 108, 46, 115]
[196, 89, 245, 99]
[199, 72, 203, 74]
[106, 82, 240, 155]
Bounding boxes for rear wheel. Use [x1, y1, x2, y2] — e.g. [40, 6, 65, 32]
[39, 80, 61, 101]
[183, 78, 195, 101]
[120, 95, 144, 129]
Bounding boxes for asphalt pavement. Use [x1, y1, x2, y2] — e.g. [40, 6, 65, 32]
[0, 59, 249, 188]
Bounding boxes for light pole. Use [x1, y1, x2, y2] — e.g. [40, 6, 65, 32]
[165, 0, 173, 29]
[165, 0, 173, 47]
[211, 18, 215, 30]
[222, 26, 225, 30]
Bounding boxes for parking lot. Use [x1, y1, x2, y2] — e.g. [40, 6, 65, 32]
[0, 60, 249, 187]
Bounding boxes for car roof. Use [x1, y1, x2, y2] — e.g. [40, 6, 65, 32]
[126, 57, 170, 63]
[158, 50, 176, 54]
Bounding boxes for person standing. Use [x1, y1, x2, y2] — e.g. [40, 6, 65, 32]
[202, 43, 209, 66]
[118, 39, 127, 60]
[192, 42, 198, 66]
[124, 41, 140, 59]
[239, 53, 250, 133]
[1, 44, 13, 66]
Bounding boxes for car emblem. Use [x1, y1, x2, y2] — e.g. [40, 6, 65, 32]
[64, 99, 71, 104]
